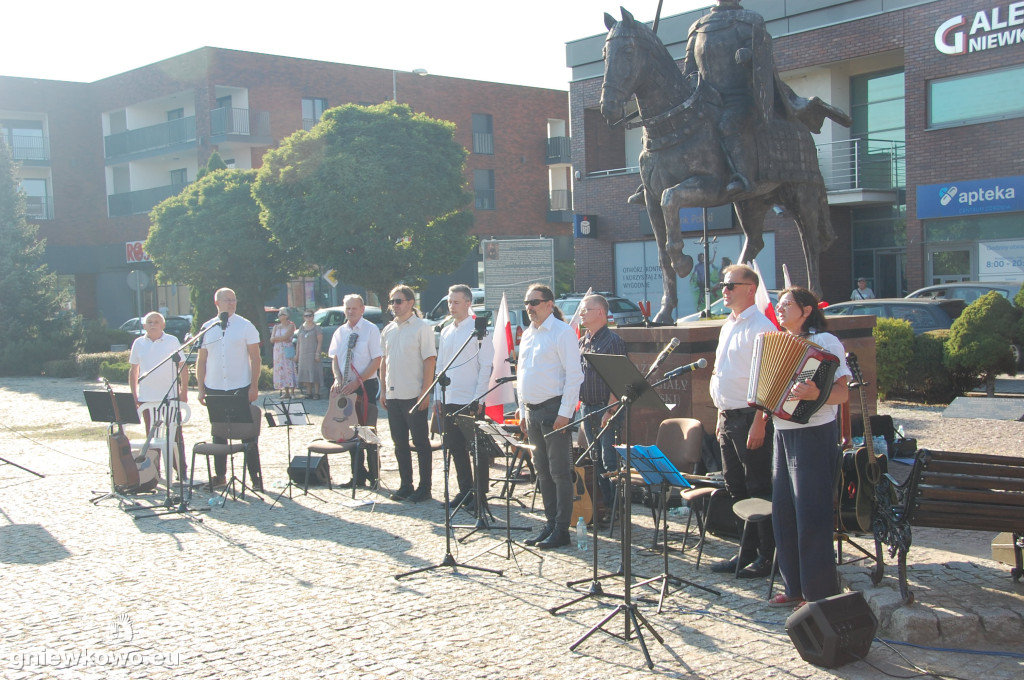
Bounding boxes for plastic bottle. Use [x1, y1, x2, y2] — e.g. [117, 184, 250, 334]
[576, 516, 589, 551]
[208, 495, 225, 508]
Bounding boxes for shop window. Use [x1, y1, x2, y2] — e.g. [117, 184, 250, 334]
[928, 64, 1024, 128]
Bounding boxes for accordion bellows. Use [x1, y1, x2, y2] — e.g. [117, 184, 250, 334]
[747, 332, 840, 424]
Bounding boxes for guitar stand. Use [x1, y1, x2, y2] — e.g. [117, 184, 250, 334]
[84, 389, 146, 512]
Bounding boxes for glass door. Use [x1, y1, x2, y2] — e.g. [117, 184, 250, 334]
[926, 247, 974, 285]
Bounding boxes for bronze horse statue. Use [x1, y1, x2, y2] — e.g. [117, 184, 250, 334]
[600, 8, 848, 323]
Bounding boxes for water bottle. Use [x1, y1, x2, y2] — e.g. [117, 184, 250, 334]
[208, 495, 225, 508]
[576, 516, 589, 551]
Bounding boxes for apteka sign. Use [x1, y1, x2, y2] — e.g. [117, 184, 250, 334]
[935, 2, 1024, 55]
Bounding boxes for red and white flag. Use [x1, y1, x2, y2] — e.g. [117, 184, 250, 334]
[567, 286, 593, 336]
[751, 260, 781, 329]
[485, 292, 515, 421]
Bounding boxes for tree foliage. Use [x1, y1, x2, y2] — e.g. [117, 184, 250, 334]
[253, 102, 476, 304]
[146, 168, 302, 339]
[0, 143, 82, 374]
[944, 291, 1018, 395]
[872, 317, 914, 399]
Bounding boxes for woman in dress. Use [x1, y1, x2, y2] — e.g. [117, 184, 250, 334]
[769, 287, 851, 608]
[271, 310, 298, 399]
[295, 310, 323, 399]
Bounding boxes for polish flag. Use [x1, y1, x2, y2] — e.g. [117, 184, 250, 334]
[751, 260, 781, 329]
[485, 292, 515, 421]
[568, 287, 593, 336]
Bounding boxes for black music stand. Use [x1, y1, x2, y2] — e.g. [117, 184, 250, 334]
[627, 444, 720, 612]
[264, 398, 314, 508]
[568, 354, 668, 670]
[85, 389, 143, 508]
[204, 394, 261, 501]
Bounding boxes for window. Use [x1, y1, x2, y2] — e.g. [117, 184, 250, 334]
[1, 120, 47, 161]
[474, 170, 495, 210]
[472, 113, 494, 154]
[302, 97, 328, 130]
[20, 178, 52, 219]
[167, 108, 184, 121]
[169, 168, 187, 186]
[928, 64, 1024, 128]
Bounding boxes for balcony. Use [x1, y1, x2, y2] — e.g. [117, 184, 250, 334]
[545, 136, 571, 164]
[547, 189, 573, 223]
[104, 117, 197, 159]
[108, 184, 187, 217]
[3, 134, 50, 162]
[817, 138, 905, 206]
[472, 132, 494, 155]
[25, 195, 54, 220]
[210, 107, 272, 144]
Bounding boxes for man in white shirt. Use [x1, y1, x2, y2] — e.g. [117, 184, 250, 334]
[850, 277, 875, 300]
[196, 287, 264, 491]
[129, 311, 189, 479]
[709, 265, 775, 577]
[515, 284, 584, 550]
[328, 293, 384, 488]
[434, 284, 494, 509]
[380, 285, 437, 503]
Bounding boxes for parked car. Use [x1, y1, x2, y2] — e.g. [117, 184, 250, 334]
[823, 298, 967, 334]
[425, 288, 486, 322]
[554, 292, 644, 327]
[118, 315, 192, 344]
[677, 290, 781, 322]
[312, 305, 386, 382]
[265, 306, 305, 333]
[905, 281, 1024, 305]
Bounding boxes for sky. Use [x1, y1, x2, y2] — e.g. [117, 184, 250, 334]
[3, 0, 710, 91]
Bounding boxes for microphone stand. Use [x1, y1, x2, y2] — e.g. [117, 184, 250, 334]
[395, 325, 502, 580]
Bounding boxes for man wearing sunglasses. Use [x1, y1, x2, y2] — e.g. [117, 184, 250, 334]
[709, 264, 775, 578]
[380, 285, 437, 502]
[515, 284, 584, 550]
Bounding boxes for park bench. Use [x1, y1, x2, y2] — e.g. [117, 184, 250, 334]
[872, 449, 1024, 604]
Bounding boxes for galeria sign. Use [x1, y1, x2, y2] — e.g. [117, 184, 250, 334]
[935, 3, 1024, 55]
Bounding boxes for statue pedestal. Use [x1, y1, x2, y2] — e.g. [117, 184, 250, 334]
[617, 315, 877, 445]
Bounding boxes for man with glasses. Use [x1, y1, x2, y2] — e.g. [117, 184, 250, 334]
[709, 264, 775, 578]
[516, 284, 584, 549]
[380, 285, 437, 502]
[577, 294, 626, 524]
[328, 294, 383, 488]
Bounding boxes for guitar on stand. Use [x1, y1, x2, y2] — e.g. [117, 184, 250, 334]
[839, 352, 887, 534]
[88, 379, 150, 508]
[323, 333, 359, 442]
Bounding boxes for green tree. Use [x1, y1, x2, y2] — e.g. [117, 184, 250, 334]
[146, 169, 302, 342]
[196, 151, 228, 180]
[253, 102, 476, 305]
[0, 142, 82, 374]
[944, 291, 1018, 396]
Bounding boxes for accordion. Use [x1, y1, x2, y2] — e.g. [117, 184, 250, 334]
[747, 332, 840, 424]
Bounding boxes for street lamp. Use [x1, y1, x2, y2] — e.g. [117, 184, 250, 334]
[393, 68, 428, 101]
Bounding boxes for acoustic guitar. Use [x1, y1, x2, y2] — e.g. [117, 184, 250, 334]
[838, 353, 886, 534]
[571, 464, 594, 525]
[104, 379, 140, 490]
[322, 332, 359, 442]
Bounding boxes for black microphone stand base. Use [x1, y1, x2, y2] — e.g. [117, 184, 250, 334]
[569, 602, 665, 670]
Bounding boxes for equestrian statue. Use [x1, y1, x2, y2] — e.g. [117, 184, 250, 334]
[601, 2, 851, 323]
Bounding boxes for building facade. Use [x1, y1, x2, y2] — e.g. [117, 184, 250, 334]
[566, 0, 1024, 316]
[1, 48, 570, 324]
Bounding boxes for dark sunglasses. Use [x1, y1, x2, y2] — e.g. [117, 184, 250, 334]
[303, 313, 313, 317]
[523, 299, 547, 307]
[719, 282, 754, 291]
[388, 298, 409, 305]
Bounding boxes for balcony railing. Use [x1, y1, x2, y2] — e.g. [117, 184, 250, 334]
[816, 138, 906, 193]
[548, 189, 572, 211]
[25, 195, 54, 219]
[104, 117, 197, 158]
[473, 132, 494, 155]
[475, 189, 495, 210]
[302, 117, 318, 131]
[4, 134, 50, 161]
[545, 136, 571, 164]
[108, 183, 187, 217]
[210, 107, 271, 138]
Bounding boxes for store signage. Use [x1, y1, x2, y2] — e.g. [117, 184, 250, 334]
[935, 2, 1024, 55]
[573, 213, 596, 238]
[125, 240, 151, 263]
[917, 175, 1024, 219]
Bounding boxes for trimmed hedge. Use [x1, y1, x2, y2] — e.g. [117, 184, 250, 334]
[873, 317, 914, 399]
[99, 360, 131, 384]
[76, 351, 131, 380]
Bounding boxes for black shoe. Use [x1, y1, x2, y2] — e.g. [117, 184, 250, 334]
[525, 525, 553, 546]
[390, 485, 414, 501]
[537, 529, 571, 550]
[408, 487, 432, 503]
[451, 489, 471, 506]
[738, 556, 772, 579]
[339, 479, 366, 489]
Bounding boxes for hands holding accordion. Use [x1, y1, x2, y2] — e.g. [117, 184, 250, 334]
[787, 378, 821, 402]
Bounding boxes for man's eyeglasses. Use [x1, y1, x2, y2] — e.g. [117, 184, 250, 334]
[719, 282, 754, 291]
[523, 299, 547, 307]
[303, 313, 313, 317]
[389, 298, 409, 306]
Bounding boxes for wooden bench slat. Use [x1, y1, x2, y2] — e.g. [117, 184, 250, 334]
[925, 450, 1024, 467]
[912, 512, 1024, 533]
[920, 471, 1024, 492]
[918, 486, 1024, 506]
[924, 461, 1024, 480]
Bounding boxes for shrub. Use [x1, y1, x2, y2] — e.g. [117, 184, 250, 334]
[76, 351, 131, 380]
[898, 330, 956, 403]
[99, 360, 131, 384]
[82, 318, 137, 353]
[0, 313, 84, 376]
[873, 317, 914, 399]
[42, 359, 79, 378]
[258, 364, 274, 390]
[944, 291, 1017, 396]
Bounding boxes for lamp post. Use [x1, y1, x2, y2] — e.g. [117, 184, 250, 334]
[392, 68, 428, 101]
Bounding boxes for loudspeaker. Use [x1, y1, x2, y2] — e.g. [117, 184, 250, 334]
[786, 592, 877, 668]
[287, 455, 331, 486]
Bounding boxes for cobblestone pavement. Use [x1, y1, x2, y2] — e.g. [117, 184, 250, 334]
[1, 377, 1021, 679]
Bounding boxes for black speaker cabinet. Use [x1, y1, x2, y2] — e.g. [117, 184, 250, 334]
[786, 592, 877, 669]
[287, 455, 331, 486]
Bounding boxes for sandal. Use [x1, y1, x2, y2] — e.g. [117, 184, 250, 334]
[768, 594, 805, 608]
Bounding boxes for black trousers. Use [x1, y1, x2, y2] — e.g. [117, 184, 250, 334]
[387, 397, 433, 491]
[718, 407, 774, 560]
[205, 385, 262, 486]
[350, 379, 380, 484]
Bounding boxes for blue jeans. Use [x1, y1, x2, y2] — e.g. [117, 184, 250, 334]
[580, 403, 618, 506]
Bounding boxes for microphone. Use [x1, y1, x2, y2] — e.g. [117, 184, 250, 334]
[474, 315, 488, 341]
[494, 376, 516, 384]
[649, 337, 681, 374]
[664, 358, 708, 379]
[219, 312, 229, 332]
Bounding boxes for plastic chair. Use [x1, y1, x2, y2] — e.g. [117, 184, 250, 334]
[190, 404, 262, 502]
[133, 400, 191, 482]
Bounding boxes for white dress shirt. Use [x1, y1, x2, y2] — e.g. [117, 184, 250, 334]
[434, 316, 494, 405]
[129, 332, 185, 403]
[710, 304, 777, 411]
[200, 313, 260, 390]
[517, 314, 584, 419]
[328, 316, 383, 379]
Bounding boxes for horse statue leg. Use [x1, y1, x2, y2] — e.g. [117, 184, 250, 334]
[781, 181, 835, 296]
[645, 200, 680, 323]
[732, 196, 772, 265]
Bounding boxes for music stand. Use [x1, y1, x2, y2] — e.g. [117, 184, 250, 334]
[568, 353, 668, 670]
[204, 394, 261, 501]
[85, 389, 143, 508]
[264, 398, 314, 508]
[626, 444, 720, 612]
